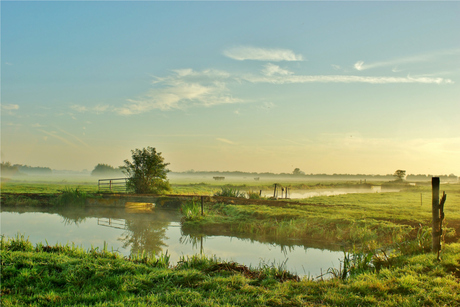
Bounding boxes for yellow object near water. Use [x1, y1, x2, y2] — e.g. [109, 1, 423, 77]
[125, 202, 155, 213]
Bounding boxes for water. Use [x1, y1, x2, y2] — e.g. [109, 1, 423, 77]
[262, 186, 400, 199]
[1, 207, 342, 278]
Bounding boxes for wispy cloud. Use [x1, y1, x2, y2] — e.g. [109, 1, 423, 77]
[262, 63, 293, 76]
[70, 105, 87, 112]
[39, 130, 79, 148]
[58, 128, 90, 148]
[115, 48, 454, 116]
[354, 48, 460, 71]
[1, 104, 20, 116]
[216, 138, 237, 145]
[2, 104, 19, 110]
[117, 69, 243, 115]
[37, 127, 90, 148]
[70, 104, 110, 114]
[243, 73, 453, 84]
[223, 46, 304, 61]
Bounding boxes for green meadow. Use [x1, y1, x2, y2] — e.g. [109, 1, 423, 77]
[1, 178, 460, 306]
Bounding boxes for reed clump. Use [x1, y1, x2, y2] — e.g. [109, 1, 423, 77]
[213, 187, 246, 198]
[52, 187, 87, 206]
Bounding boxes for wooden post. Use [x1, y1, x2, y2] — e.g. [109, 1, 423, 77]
[432, 177, 440, 253]
[438, 191, 447, 260]
[201, 196, 204, 216]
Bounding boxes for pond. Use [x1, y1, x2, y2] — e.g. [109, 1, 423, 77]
[1, 206, 342, 279]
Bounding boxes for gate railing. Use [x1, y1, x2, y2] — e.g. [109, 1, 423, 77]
[98, 178, 128, 193]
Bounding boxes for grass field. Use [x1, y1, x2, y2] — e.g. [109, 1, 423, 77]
[1, 235, 459, 306]
[2, 178, 459, 306]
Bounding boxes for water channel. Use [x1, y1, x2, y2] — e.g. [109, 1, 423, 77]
[263, 186, 399, 199]
[1, 206, 343, 279]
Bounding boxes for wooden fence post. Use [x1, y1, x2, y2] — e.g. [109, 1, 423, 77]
[201, 196, 204, 216]
[432, 177, 440, 253]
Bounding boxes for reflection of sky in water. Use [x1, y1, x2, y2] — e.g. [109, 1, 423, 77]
[1, 211, 341, 278]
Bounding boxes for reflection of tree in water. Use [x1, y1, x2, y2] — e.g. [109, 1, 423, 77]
[179, 234, 204, 255]
[119, 213, 171, 257]
[56, 207, 88, 225]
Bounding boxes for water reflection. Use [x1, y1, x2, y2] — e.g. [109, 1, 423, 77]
[1, 206, 342, 277]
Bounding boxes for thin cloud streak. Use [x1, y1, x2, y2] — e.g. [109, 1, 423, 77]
[244, 74, 453, 84]
[70, 104, 110, 114]
[58, 128, 90, 148]
[216, 138, 237, 145]
[2, 104, 20, 110]
[39, 130, 79, 148]
[354, 48, 460, 71]
[224, 46, 304, 61]
[262, 63, 293, 76]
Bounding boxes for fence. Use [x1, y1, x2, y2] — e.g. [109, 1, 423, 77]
[98, 178, 128, 193]
[97, 218, 126, 230]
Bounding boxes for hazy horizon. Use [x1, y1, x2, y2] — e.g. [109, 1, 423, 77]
[2, 2, 459, 176]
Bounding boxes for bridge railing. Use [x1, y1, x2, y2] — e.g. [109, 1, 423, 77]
[98, 178, 128, 193]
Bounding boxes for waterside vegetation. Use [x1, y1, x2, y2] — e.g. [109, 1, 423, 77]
[2, 179, 459, 305]
[182, 184, 460, 250]
[1, 235, 459, 306]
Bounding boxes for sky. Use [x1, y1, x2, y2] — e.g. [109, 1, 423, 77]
[1, 1, 459, 175]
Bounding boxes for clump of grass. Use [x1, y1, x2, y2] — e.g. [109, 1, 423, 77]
[327, 247, 375, 280]
[52, 187, 87, 206]
[128, 250, 170, 268]
[1, 234, 34, 252]
[247, 190, 262, 199]
[214, 187, 246, 198]
[181, 201, 203, 221]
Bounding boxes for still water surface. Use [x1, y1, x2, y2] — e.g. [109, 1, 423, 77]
[1, 207, 342, 278]
[263, 186, 399, 199]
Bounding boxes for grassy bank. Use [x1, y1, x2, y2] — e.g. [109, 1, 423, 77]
[182, 184, 460, 249]
[1, 235, 459, 306]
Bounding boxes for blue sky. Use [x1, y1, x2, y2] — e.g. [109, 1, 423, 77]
[2, 1, 459, 175]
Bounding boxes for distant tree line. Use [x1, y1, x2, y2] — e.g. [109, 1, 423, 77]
[0, 162, 52, 177]
[177, 169, 458, 182]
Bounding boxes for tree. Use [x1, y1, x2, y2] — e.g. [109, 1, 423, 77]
[91, 163, 123, 177]
[123, 147, 171, 194]
[394, 169, 406, 181]
[1, 162, 20, 177]
[292, 168, 305, 175]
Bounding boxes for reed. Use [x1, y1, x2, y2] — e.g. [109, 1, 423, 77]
[213, 187, 246, 198]
[51, 187, 87, 206]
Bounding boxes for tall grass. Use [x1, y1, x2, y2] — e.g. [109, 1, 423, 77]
[247, 190, 262, 199]
[214, 187, 246, 198]
[181, 201, 203, 221]
[52, 187, 87, 206]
